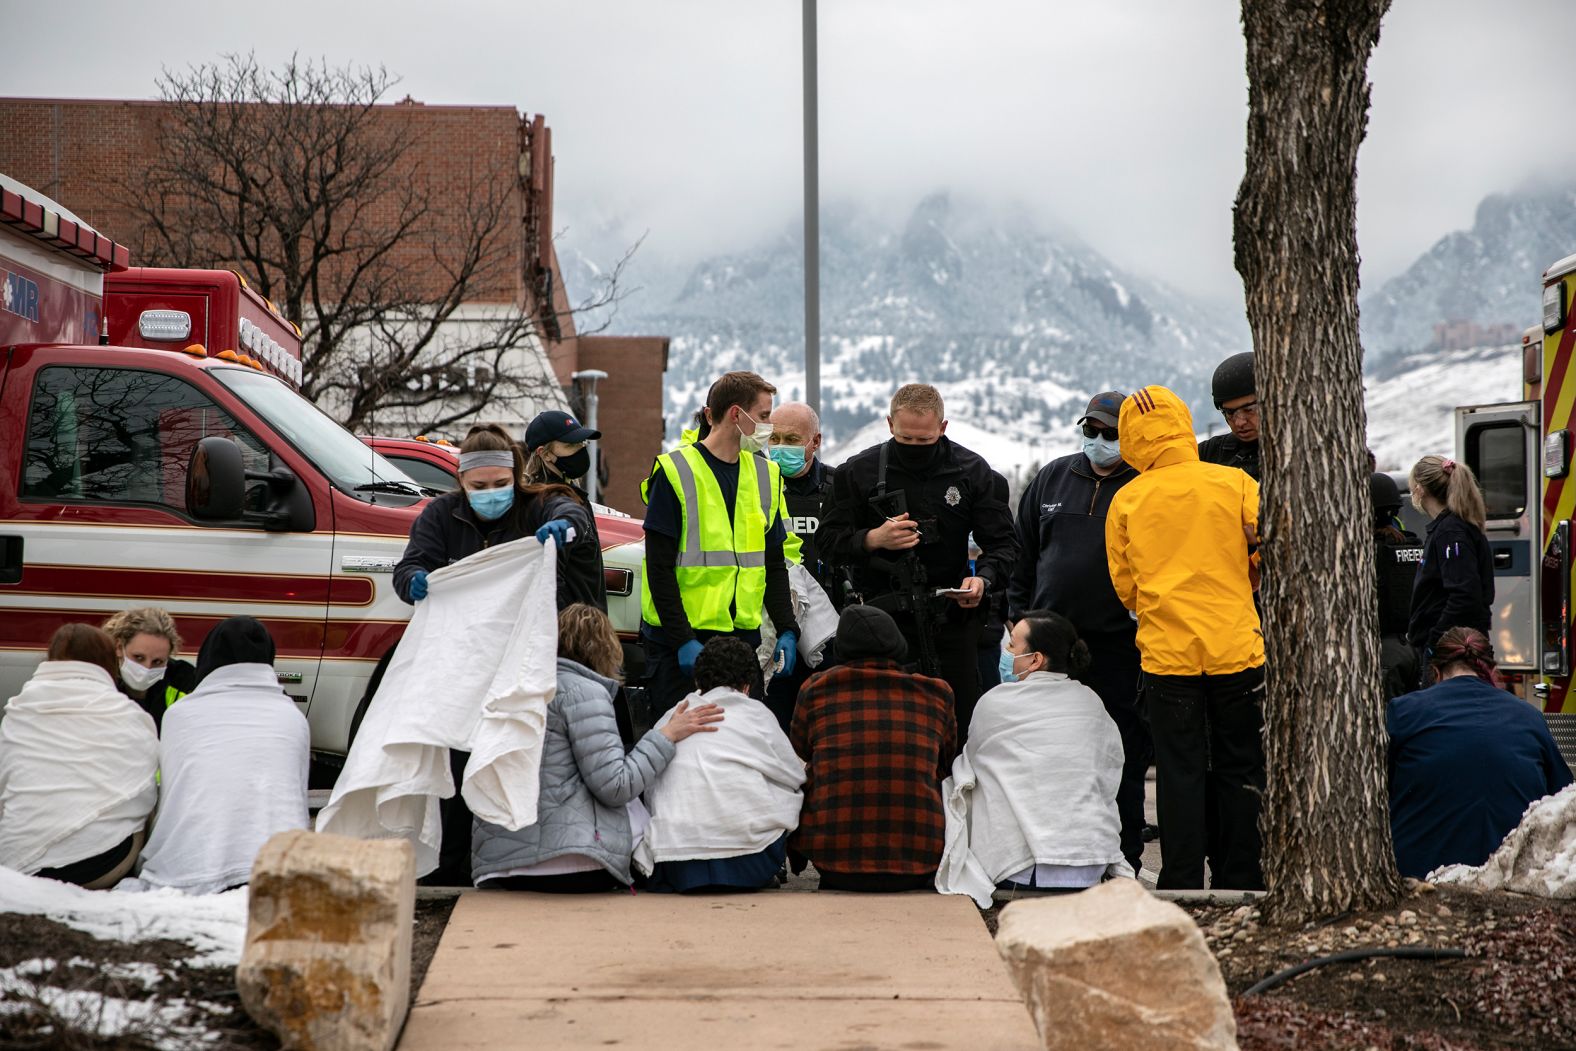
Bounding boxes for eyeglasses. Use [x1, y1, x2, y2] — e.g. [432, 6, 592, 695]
[1222, 401, 1260, 422]
[1081, 424, 1118, 441]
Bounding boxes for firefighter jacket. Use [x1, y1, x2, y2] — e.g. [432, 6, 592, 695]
[1105, 386, 1264, 676]
[639, 444, 786, 634]
[1376, 529, 1423, 637]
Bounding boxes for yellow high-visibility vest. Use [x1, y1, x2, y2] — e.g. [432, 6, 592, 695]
[640, 445, 787, 632]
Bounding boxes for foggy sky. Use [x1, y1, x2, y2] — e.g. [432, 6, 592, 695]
[3, 0, 1572, 306]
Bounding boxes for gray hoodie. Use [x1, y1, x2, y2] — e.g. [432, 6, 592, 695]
[471, 658, 675, 885]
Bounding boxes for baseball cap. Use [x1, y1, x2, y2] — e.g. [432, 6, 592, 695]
[1078, 391, 1127, 429]
[524, 410, 601, 452]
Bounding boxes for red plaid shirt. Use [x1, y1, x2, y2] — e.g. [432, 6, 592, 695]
[788, 658, 957, 875]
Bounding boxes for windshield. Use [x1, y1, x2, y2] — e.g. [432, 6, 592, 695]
[214, 367, 423, 502]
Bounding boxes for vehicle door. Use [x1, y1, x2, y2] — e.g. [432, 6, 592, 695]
[5, 362, 331, 713]
[1456, 401, 1538, 675]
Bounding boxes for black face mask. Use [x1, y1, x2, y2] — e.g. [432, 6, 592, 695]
[891, 439, 941, 470]
[553, 449, 591, 480]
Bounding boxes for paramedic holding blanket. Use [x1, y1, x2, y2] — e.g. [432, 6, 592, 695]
[392, 423, 594, 885]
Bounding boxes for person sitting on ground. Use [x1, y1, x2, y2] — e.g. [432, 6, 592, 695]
[637, 637, 805, 893]
[129, 617, 310, 893]
[1388, 627, 1573, 880]
[937, 611, 1131, 904]
[0, 624, 158, 888]
[102, 607, 197, 732]
[471, 604, 724, 892]
[790, 604, 956, 892]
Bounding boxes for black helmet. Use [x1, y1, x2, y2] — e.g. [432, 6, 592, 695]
[1212, 352, 1256, 409]
[1370, 472, 1402, 513]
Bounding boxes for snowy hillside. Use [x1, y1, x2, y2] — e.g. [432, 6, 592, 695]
[568, 192, 1249, 455]
[1361, 184, 1576, 360]
[1363, 344, 1524, 471]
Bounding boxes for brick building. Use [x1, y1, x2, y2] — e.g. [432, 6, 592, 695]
[0, 96, 666, 515]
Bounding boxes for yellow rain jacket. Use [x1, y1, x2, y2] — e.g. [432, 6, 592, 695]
[1105, 385, 1264, 676]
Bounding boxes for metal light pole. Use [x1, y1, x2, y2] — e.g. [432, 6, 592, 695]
[803, 0, 820, 414]
[572, 368, 608, 504]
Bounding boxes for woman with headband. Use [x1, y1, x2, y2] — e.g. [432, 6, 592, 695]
[392, 423, 595, 886]
[394, 423, 596, 610]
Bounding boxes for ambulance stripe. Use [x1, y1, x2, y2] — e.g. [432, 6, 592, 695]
[1543, 316, 1576, 546]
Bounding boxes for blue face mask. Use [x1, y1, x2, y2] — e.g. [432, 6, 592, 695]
[768, 444, 808, 476]
[467, 486, 515, 521]
[1082, 435, 1123, 469]
[999, 648, 1030, 683]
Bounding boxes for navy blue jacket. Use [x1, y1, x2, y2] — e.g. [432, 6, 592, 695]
[1406, 511, 1493, 650]
[1388, 676, 1572, 879]
[394, 487, 597, 609]
[1007, 452, 1138, 637]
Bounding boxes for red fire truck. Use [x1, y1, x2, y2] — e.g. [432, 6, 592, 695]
[0, 175, 646, 763]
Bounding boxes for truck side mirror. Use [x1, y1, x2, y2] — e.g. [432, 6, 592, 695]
[187, 436, 246, 520]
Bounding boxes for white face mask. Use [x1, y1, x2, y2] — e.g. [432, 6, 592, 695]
[120, 656, 165, 691]
[737, 417, 774, 453]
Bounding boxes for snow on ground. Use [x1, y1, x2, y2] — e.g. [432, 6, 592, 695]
[1431, 781, 1576, 897]
[0, 958, 230, 1050]
[0, 866, 247, 966]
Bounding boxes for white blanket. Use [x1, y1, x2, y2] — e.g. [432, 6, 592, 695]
[634, 687, 806, 872]
[936, 672, 1132, 907]
[129, 664, 309, 894]
[316, 536, 559, 876]
[0, 661, 159, 875]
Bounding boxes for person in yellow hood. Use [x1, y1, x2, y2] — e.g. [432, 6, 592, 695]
[1105, 384, 1265, 890]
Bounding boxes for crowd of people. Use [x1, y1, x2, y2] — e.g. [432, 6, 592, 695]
[2, 360, 1570, 899]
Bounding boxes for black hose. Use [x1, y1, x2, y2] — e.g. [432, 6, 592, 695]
[1243, 945, 1468, 996]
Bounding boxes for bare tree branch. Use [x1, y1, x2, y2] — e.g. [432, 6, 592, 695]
[107, 52, 629, 434]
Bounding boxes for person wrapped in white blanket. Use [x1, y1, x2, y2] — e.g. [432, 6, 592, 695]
[0, 624, 158, 888]
[127, 617, 310, 894]
[636, 636, 806, 892]
[937, 610, 1133, 907]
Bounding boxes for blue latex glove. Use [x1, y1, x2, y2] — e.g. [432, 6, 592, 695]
[409, 570, 429, 602]
[536, 518, 574, 546]
[677, 639, 704, 676]
[773, 631, 798, 677]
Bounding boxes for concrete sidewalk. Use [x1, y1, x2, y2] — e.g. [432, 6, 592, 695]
[400, 889, 1038, 1050]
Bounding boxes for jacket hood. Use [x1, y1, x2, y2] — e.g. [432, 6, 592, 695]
[1118, 386, 1200, 473]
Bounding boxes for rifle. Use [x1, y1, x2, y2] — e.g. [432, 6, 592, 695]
[866, 551, 943, 679]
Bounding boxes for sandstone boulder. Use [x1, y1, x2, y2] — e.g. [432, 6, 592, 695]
[236, 830, 416, 1051]
[995, 879, 1237, 1050]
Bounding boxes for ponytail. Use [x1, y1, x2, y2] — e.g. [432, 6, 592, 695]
[1411, 455, 1486, 531]
[1430, 627, 1499, 687]
[1019, 609, 1091, 684]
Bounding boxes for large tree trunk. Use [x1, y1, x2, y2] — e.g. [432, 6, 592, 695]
[1235, 0, 1402, 924]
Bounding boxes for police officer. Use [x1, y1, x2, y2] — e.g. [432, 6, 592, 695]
[818, 383, 1019, 734]
[640, 371, 800, 714]
[761, 400, 837, 730]
[1372, 472, 1424, 699]
[1007, 391, 1150, 877]
[1199, 352, 1261, 480]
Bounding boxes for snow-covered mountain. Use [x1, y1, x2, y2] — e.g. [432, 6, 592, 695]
[566, 192, 1249, 486]
[1361, 184, 1576, 360]
[563, 183, 1564, 490]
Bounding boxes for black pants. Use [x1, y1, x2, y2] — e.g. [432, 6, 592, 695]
[884, 609, 982, 738]
[1080, 631, 1151, 877]
[1380, 634, 1418, 701]
[1143, 665, 1265, 890]
[485, 869, 622, 893]
[642, 625, 764, 714]
[422, 748, 474, 888]
[818, 869, 936, 892]
[764, 640, 834, 733]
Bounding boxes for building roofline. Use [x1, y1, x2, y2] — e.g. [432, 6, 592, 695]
[0, 95, 523, 113]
